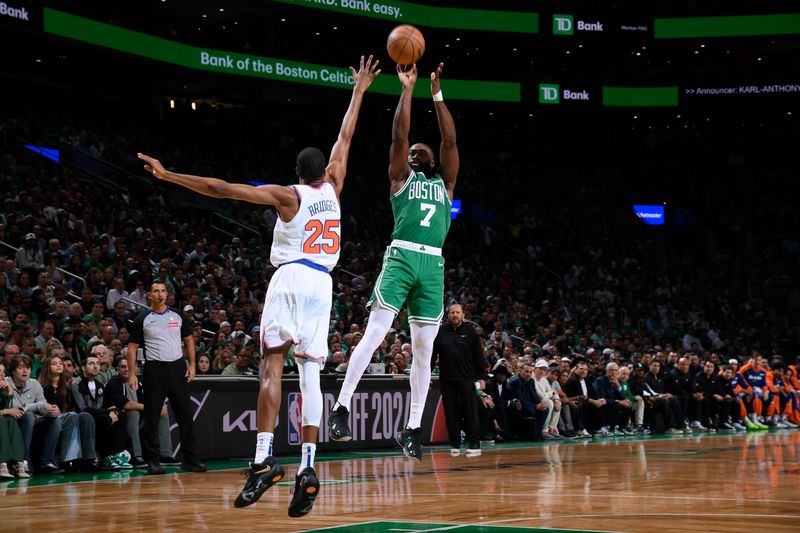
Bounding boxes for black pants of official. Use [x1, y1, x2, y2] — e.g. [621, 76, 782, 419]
[440, 380, 480, 448]
[143, 359, 198, 462]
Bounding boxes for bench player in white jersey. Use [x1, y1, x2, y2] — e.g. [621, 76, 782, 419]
[137, 55, 379, 517]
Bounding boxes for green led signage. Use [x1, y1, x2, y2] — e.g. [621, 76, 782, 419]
[655, 13, 800, 38]
[271, 0, 539, 33]
[42, 8, 520, 102]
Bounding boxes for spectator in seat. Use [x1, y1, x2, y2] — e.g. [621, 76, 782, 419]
[563, 362, 602, 437]
[194, 353, 213, 376]
[692, 361, 719, 431]
[643, 360, 686, 434]
[555, 369, 579, 438]
[667, 357, 697, 430]
[507, 362, 547, 440]
[5, 355, 63, 473]
[222, 346, 256, 376]
[91, 344, 117, 386]
[70, 353, 131, 470]
[213, 349, 233, 374]
[16, 233, 43, 270]
[0, 362, 29, 478]
[60, 327, 85, 366]
[713, 365, 740, 430]
[618, 366, 646, 433]
[34, 320, 60, 352]
[37, 355, 97, 471]
[593, 362, 633, 436]
[626, 363, 650, 433]
[111, 301, 130, 333]
[106, 278, 129, 311]
[532, 360, 562, 440]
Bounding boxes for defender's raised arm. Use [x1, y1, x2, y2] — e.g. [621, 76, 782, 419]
[326, 55, 380, 197]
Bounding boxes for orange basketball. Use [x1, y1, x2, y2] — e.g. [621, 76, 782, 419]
[387, 24, 425, 65]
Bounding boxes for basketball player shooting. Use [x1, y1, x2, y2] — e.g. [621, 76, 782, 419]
[137, 55, 379, 517]
[328, 62, 459, 462]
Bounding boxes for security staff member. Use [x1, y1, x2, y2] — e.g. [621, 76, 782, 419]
[431, 303, 489, 456]
[126, 281, 206, 475]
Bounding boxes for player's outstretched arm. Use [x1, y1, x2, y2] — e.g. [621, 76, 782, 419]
[431, 62, 459, 200]
[327, 55, 380, 197]
[388, 64, 416, 186]
[137, 153, 297, 209]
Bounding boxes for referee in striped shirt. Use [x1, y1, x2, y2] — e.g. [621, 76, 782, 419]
[126, 281, 206, 475]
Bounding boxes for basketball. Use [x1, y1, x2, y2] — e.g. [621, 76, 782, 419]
[386, 24, 425, 65]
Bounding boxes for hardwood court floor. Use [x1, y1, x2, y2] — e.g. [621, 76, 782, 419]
[3, 431, 800, 533]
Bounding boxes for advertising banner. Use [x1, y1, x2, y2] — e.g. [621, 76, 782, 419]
[0, 0, 40, 30]
[551, 13, 651, 38]
[43, 8, 521, 102]
[655, 13, 800, 39]
[174, 376, 443, 459]
[272, 0, 539, 33]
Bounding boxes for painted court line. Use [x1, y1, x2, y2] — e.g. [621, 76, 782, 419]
[483, 512, 800, 524]
[384, 492, 800, 505]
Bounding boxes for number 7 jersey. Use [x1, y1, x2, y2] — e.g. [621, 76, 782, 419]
[270, 181, 341, 272]
[390, 170, 451, 248]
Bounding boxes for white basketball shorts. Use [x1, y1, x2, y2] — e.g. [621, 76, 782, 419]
[259, 262, 331, 362]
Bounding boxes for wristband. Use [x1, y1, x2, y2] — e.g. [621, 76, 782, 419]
[432, 90, 443, 102]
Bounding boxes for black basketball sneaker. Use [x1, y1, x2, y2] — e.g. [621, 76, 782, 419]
[327, 405, 352, 442]
[234, 457, 285, 508]
[288, 467, 320, 518]
[396, 427, 423, 462]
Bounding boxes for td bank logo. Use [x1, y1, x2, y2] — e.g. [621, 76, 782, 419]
[553, 14, 573, 35]
[554, 14, 604, 35]
[539, 84, 560, 104]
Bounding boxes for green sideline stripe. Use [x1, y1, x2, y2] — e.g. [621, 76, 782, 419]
[43, 8, 520, 102]
[602, 86, 679, 107]
[309, 521, 617, 533]
[655, 13, 800, 38]
[272, 0, 538, 33]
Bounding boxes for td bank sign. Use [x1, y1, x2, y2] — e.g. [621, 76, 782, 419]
[538, 84, 590, 104]
[553, 14, 604, 35]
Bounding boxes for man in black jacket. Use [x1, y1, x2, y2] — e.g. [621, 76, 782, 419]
[71, 353, 130, 469]
[484, 360, 513, 441]
[431, 304, 488, 456]
[714, 365, 740, 430]
[691, 361, 718, 430]
[643, 360, 686, 434]
[667, 357, 703, 431]
[563, 362, 605, 437]
[507, 362, 547, 440]
[593, 362, 632, 436]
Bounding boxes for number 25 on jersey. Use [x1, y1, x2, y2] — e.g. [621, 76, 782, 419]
[303, 219, 340, 254]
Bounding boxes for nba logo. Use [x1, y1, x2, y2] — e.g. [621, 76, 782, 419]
[287, 393, 303, 445]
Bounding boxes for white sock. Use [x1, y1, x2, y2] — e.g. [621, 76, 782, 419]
[406, 322, 438, 429]
[254, 432, 273, 463]
[298, 442, 316, 473]
[336, 308, 395, 410]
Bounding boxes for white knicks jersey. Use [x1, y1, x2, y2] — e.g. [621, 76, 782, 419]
[270, 181, 341, 272]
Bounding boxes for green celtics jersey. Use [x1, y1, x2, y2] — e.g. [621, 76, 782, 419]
[390, 171, 451, 248]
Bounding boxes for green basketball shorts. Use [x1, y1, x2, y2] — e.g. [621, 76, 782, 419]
[367, 241, 445, 324]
